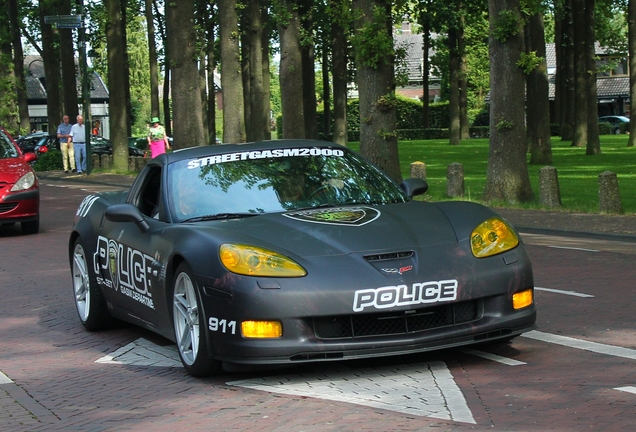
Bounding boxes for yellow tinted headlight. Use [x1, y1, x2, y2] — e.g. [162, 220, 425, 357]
[220, 244, 307, 277]
[242, 320, 283, 338]
[470, 217, 519, 258]
[513, 289, 533, 310]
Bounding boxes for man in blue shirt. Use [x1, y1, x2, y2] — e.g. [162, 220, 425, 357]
[70, 115, 87, 174]
[56, 115, 75, 173]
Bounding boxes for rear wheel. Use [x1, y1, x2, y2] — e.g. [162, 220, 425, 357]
[71, 238, 111, 330]
[172, 263, 220, 376]
[21, 219, 39, 235]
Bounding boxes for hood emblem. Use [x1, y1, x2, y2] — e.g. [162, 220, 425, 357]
[283, 206, 380, 226]
[381, 265, 413, 275]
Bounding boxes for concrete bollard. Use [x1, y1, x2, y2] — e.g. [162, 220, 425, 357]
[410, 161, 426, 180]
[446, 162, 464, 197]
[539, 166, 562, 208]
[91, 154, 100, 169]
[598, 171, 622, 213]
[100, 154, 111, 170]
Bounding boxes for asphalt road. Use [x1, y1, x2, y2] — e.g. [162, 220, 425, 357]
[1, 179, 635, 431]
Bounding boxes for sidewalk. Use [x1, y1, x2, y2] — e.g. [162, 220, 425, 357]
[37, 170, 636, 240]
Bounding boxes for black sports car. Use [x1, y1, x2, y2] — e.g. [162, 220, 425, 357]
[69, 140, 536, 376]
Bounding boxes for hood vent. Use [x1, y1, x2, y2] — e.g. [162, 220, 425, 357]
[364, 251, 413, 262]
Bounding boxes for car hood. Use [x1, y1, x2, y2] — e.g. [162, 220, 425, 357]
[0, 158, 31, 184]
[214, 202, 465, 258]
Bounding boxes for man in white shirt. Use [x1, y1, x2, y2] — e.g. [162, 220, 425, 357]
[70, 115, 87, 174]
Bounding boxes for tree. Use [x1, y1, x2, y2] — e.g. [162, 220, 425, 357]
[328, 0, 349, 146]
[166, 0, 206, 149]
[483, 0, 533, 203]
[60, 0, 78, 122]
[629, 0, 636, 146]
[525, 11, 552, 164]
[219, 0, 246, 143]
[247, 0, 270, 142]
[38, 1, 62, 136]
[105, 0, 129, 169]
[352, 0, 401, 182]
[278, 0, 306, 139]
[145, 0, 160, 118]
[8, 0, 29, 134]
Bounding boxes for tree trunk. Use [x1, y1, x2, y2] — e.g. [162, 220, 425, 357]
[60, 0, 78, 122]
[629, 0, 636, 147]
[39, 4, 62, 136]
[585, 0, 600, 155]
[300, 0, 318, 140]
[206, 13, 217, 145]
[279, 0, 305, 139]
[448, 27, 461, 145]
[218, 0, 246, 143]
[353, 0, 401, 182]
[145, 0, 160, 118]
[322, 40, 331, 140]
[483, 0, 533, 203]
[153, 0, 171, 136]
[331, 7, 347, 145]
[572, 0, 587, 147]
[241, 22, 252, 141]
[458, 21, 469, 140]
[166, 0, 206, 149]
[526, 12, 552, 165]
[0, 25, 19, 133]
[8, 0, 29, 134]
[422, 22, 430, 129]
[248, 0, 269, 142]
[556, 2, 575, 141]
[261, 20, 272, 140]
[105, 0, 129, 169]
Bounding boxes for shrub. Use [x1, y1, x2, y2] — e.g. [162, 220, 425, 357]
[33, 150, 63, 171]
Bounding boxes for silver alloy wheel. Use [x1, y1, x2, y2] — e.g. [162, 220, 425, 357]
[173, 272, 200, 366]
[72, 242, 90, 322]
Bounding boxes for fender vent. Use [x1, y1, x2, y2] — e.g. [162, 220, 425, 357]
[364, 251, 414, 262]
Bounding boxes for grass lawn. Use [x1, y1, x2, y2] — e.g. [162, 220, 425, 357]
[349, 135, 636, 214]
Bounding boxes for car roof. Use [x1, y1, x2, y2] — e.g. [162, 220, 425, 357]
[156, 139, 348, 165]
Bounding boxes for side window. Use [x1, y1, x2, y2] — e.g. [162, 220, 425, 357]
[137, 167, 162, 218]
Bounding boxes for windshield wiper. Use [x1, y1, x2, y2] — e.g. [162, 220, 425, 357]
[181, 213, 258, 223]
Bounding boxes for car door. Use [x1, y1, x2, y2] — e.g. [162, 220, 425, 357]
[95, 166, 167, 327]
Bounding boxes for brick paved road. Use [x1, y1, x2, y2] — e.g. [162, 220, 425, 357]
[1, 180, 635, 431]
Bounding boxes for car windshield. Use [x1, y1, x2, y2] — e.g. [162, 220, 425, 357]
[0, 130, 19, 159]
[167, 146, 409, 221]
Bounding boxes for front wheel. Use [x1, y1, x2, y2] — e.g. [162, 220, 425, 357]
[172, 262, 220, 376]
[71, 238, 112, 330]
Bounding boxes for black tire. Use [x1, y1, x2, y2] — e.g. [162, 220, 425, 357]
[70, 238, 112, 330]
[172, 262, 220, 377]
[21, 219, 39, 235]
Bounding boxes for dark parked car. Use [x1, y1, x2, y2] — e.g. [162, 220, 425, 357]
[0, 126, 39, 234]
[91, 136, 146, 157]
[69, 139, 536, 377]
[598, 115, 630, 134]
[16, 132, 50, 154]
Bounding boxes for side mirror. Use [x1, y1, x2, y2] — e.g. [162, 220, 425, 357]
[24, 152, 37, 164]
[400, 178, 428, 198]
[104, 203, 150, 232]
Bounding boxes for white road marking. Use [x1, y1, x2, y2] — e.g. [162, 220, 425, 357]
[462, 349, 526, 366]
[615, 386, 636, 394]
[522, 331, 636, 360]
[0, 370, 13, 385]
[228, 361, 476, 424]
[535, 287, 595, 298]
[95, 338, 181, 367]
[547, 245, 600, 252]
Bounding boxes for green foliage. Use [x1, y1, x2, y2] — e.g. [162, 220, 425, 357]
[348, 136, 636, 214]
[517, 51, 543, 74]
[33, 150, 63, 172]
[351, 6, 394, 68]
[492, 10, 521, 43]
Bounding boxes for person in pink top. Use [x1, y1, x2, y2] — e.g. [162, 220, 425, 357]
[147, 117, 170, 158]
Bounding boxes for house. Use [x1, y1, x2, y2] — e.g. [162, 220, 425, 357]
[24, 55, 110, 137]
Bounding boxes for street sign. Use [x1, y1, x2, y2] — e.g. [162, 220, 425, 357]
[44, 15, 82, 24]
[55, 23, 84, 29]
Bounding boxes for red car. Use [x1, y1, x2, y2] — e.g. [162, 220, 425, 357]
[0, 127, 40, 234]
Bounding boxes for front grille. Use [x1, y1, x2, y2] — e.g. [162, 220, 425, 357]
[313, 300, 481, 339]
[0, 202, 18, 214]
[364, 251, 413, 262]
